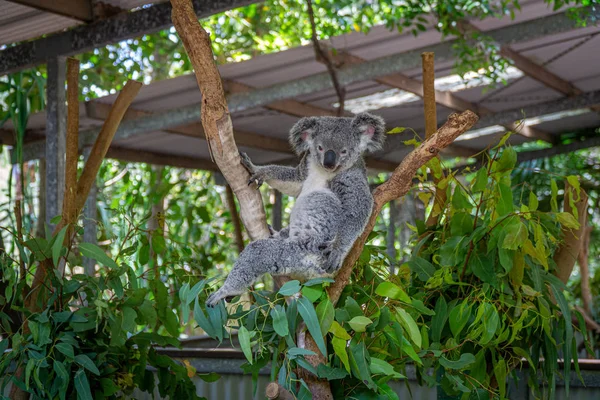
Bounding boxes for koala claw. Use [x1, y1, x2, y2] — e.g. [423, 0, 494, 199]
[247, 175, 263, 188]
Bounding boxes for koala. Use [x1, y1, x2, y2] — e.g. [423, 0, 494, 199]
[206, 113, 385, 306]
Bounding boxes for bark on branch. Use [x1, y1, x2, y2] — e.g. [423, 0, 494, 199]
[170, 0, 270, 243]
[328, 110, 479, 304]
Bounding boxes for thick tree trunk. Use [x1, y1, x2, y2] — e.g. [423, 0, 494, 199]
[578, 225, 593, 315]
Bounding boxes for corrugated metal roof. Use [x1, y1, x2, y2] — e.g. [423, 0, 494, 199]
[0, 0, 164, 47]
[4, 0, 600, 168]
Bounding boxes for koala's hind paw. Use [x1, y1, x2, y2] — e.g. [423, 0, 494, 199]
[324, 250, 344, 274]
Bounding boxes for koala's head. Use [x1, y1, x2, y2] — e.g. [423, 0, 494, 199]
[289, 112, 385, 172]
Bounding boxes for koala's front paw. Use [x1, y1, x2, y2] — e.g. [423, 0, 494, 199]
[206, 291, 225, 307]
[239, 152, 255, 173]
[324, 250, 345, 274]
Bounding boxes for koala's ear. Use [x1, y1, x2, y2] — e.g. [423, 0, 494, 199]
[352, 112, 386, 152]
[289, 117, 318, 155]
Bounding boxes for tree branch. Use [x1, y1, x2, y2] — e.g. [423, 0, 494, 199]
[170, 0, 270, 243]
[306, 0, 345, 116]
[328, 110, 479, 304]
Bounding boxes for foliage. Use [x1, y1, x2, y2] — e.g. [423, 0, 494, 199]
[195, 137, 587, 399]
[0, 212, 209, 399]
[408, 135, 588, 398]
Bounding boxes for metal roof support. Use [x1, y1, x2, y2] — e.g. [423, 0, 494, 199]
[0, 0, 256, 76]
[82, 145, 97, 275]
[45, 56, 66, 227]
[20, 89, 600, 162]
[382, 90, 600, 153]
[326, 49, 553, 143]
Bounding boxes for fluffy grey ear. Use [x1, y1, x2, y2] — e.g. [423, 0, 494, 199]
[352, 112, 386, 152]
[289, 117, 318, 155]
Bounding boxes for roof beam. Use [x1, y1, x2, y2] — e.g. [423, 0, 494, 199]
[0, 0, 257, 75]
[460, 20, 600, 113]
[328, 50, 553, 143]
[383, 89, 600, 153]
[224, 80, 338, 117]
[86, 101, 291, 153]
[106, 147, 219, 171]
[6, 0, 93, 22]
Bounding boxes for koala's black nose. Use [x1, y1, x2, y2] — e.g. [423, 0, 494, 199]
[323, 150, 336, 169]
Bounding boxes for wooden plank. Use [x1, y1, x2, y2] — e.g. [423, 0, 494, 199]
[7, 0, 93, 22]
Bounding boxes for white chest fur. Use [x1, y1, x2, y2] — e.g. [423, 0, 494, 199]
[299, 159, 334, 197]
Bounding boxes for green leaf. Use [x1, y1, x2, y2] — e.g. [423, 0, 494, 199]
[55, 342, 74, 359]
[238, 325, 253, 365]
[450, 212, 473, 237]
[332, 336, 350, 372]
[449, 302, 471, 339]
[469, 252, 496, 285]
[317, 364, 349, 381]
[194, 297, 215, 338]
[52, 225, 68, 266]
[329, 321, 351, 340]
[497, 182, 514, 216]
[551, 284, 573, 396]
[494, 358, 507, 398]
[278, 280, 301, 296]
[349, 342, 376, 390]
[480, 303, 500, 345]
[197, 372, 221, 382]
[297, 297, 327, 357]
[502, 220, 527, 250]
[74, 369, 93, 400]
[472, 168, 488, 192]
[375, 282, 411, 303]
[395, 307, 421, 348]
[53, 361, 70, 386]
[529, 192, 539, 211]
[79, 243, 118, 269]
[316, 299, 334, 336]
[557, 212, 580, 229]
[407, 257, 435, 281]
[431, 297, 448, 343]
[439, 353, 476, 370]
[370, 358, 405, 379]
[348, 316, 373, 333]
[304, 277, 335, 286]
[287, 347, 316, 359]
[74, 354, 100, 376]
[270, 305, 289, 337]
[301, 285, 323, 302]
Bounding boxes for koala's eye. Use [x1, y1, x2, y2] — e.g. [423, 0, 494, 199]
[317, 145, 324, 152]
[341, 149, 348, 155]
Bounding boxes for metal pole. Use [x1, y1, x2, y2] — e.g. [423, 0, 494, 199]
[82, 146, 97, 275]
[45, 56, 66, 227]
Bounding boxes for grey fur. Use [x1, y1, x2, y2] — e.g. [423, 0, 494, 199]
[206, 112, 385, 306]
